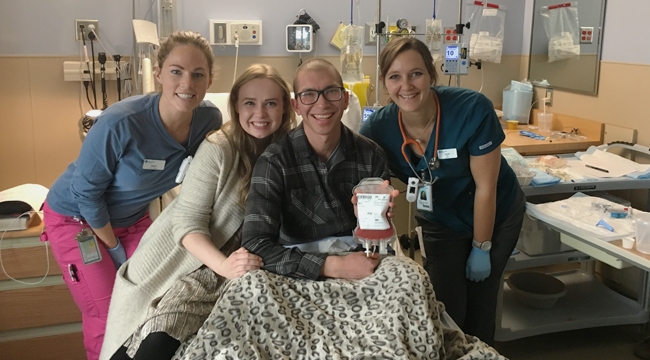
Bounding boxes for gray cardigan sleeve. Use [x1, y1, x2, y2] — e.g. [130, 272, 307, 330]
[172, 134, 228, 245]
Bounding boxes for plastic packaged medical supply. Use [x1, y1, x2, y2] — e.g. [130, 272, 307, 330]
[340, 24, 364, 83]
[353, 178, 397, 256]
[425, 18, 443, 52]
[467, 1, 507, 64]
[537, 155, 566, 169]
[540, 2, 581, 62]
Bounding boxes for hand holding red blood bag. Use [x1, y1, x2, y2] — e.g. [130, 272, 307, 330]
[353, 178, 397, 257]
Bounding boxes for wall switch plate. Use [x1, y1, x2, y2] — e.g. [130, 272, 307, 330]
[364, 22, 377, 45]
[75, 20, 99, 41]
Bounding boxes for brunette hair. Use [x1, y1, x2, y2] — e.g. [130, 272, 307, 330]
[156, 30, 214, 76]
[378, 37, 438, 86]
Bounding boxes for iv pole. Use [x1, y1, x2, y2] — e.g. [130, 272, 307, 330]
[455, 0, 464, 87]
[373, 0, 382, 107]
[371, 0, 473, 257]
[372, 0, 473, 106]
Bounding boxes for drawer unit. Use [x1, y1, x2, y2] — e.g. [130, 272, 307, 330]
[0, 219, 85, 360]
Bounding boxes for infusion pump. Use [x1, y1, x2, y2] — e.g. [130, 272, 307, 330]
[443, 44, 469, 75]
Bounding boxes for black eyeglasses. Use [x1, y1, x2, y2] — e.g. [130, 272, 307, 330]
[295, 87, 345, 105]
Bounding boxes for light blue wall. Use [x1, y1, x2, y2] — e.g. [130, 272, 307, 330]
[600, 0, 650, 64]
[0, 0, 525, 56]
[1, 0, 647, 65]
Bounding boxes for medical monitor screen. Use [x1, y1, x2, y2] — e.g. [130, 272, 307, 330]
[362, 106, 381, 122]
[446, 46, 459, 60]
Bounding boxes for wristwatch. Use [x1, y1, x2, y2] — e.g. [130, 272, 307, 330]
[472, 239, 492, 251]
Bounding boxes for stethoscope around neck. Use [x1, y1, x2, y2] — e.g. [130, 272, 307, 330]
[398, 92, 442, 180]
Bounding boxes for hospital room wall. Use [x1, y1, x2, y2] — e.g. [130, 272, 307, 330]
[1, 0, 649, 191]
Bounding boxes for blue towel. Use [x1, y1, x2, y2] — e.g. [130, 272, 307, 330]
[530, 168, 561, 187]
[627, 169, 650, 179]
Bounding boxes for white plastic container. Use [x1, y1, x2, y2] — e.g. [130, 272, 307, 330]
[635, 213, 650, 254]
[622, 237, 635, 250]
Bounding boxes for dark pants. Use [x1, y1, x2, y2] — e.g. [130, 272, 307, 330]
[418, 188, 525, 345]
[110, 332, 180, 360]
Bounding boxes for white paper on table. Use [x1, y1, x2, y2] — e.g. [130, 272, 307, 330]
[565, 159, 615, 178]
[0, 184, 49, 213]
[572, 149, 650, 178]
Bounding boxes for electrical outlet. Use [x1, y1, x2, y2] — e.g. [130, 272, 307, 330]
[443, 26, 458, 43]
[75, 20, 99, 42]
[580, 26, 594, 44]
[364, 22, 377, 46]
[209, 20, 229, 45]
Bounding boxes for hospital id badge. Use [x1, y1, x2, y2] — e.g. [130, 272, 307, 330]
[75, 229, 102, 265]
[416, 184, 433, 211]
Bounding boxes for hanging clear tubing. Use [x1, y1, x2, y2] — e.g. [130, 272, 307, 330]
[340, 24, 364, 83]
[353, 178, 397, 256]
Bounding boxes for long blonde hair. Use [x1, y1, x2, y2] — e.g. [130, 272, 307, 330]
[220, 64, 295, 205]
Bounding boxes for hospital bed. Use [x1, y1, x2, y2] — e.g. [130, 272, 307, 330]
[149, 92, 500, 358]
[495, 142, 650, 341]
[168, 253, 482, 360]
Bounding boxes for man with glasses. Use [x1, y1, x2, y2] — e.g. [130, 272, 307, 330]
[242, 58, 392, 280]
[217, 59, 502, 359]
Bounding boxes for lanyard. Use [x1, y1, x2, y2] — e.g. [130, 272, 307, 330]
[398, 93, 441, 181]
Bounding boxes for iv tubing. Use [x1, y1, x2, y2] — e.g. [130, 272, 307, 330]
[374, 0, 381, 106]
[456, 0, 463, 87]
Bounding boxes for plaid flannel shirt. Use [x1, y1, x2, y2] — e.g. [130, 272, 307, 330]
[242, 124, 390, 279]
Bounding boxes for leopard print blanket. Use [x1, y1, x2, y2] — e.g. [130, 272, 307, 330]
[173, 256, 505, 360]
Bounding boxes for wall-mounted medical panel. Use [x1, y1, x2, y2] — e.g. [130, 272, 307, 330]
[209, 20, 262, 46]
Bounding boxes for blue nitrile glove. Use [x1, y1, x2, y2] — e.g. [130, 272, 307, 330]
[106, 237, 127, 269]
[465, 247, 491, 282]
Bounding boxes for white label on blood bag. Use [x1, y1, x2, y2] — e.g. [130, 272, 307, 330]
[357, 193, 390, 230]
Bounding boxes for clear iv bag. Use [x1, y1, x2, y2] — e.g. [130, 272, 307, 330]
[467, 2, 507, 64]
[425, 19, 443, 53]
[540, 2, 581, 63]
[340, 24, 364, 83]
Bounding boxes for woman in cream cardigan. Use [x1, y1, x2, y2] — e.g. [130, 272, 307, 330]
[101, 64, 296, 360]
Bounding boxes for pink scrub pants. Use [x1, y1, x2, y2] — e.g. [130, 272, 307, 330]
[41, 202, 152, 360]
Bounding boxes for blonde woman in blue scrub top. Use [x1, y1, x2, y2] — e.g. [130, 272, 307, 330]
[41, 31, 221, 360]
[360, 37, 525, 345]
